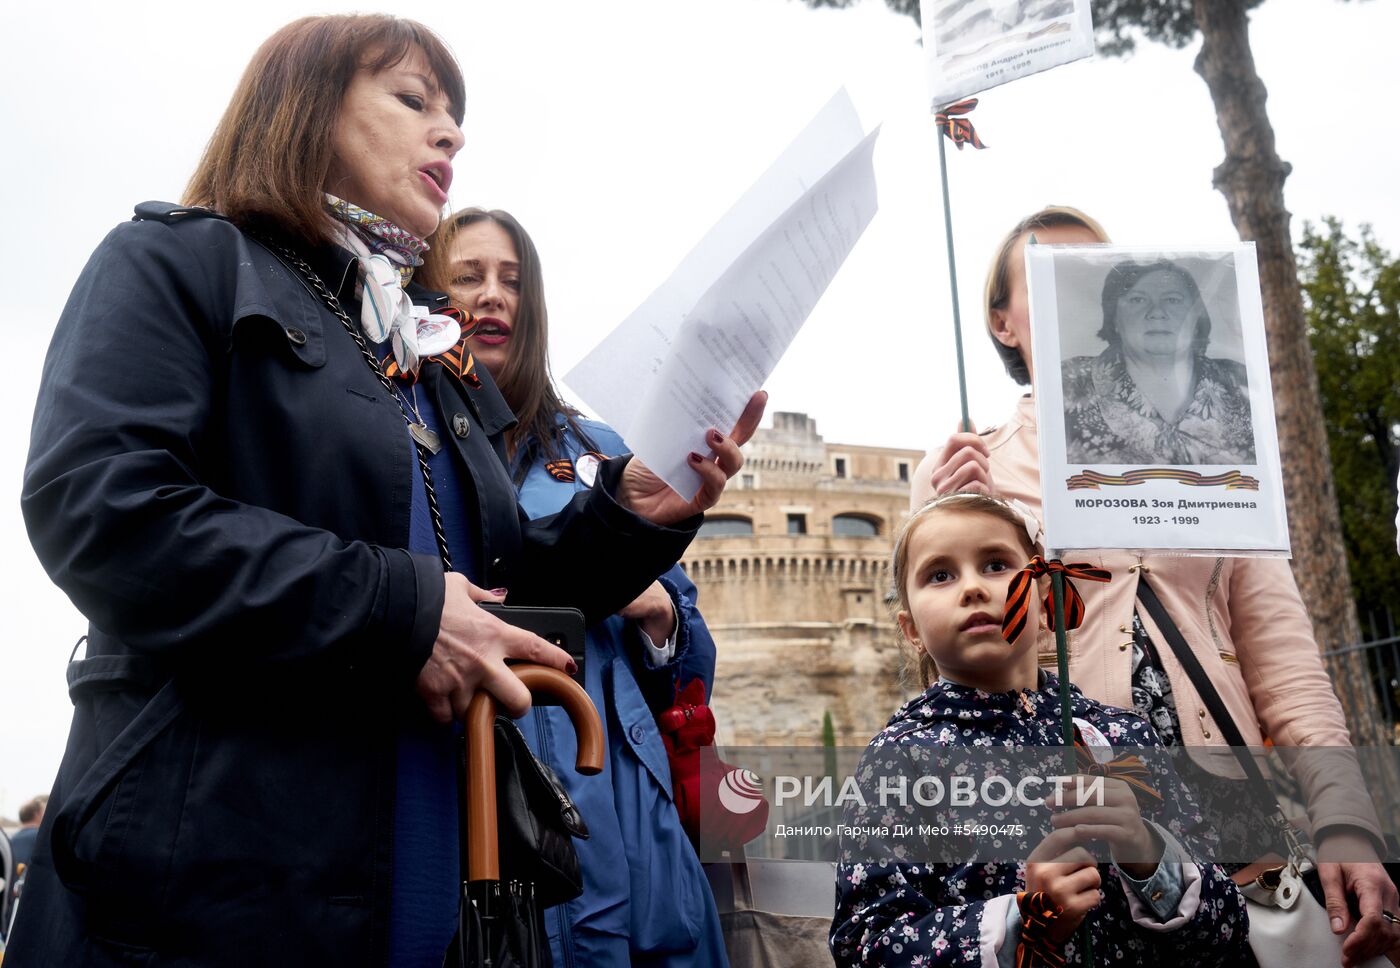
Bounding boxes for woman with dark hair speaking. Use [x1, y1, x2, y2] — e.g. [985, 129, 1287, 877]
[421, 208, 728, 967]
[1062, 259, 1256, 465]
[8, 15, 761, 967]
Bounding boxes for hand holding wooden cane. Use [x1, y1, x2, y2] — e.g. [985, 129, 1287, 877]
[464, 664, 604, 884]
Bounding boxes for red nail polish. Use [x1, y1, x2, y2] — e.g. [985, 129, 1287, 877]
[566, 659, 579, 675]
[708, 429, 723, 446]
[688, 452, 703, 464]
[490, 588, 509, 597]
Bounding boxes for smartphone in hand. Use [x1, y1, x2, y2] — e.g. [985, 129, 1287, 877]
[481, 603, 586, 700]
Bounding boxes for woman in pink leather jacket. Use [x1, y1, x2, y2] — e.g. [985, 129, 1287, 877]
[911, 206, 1398, 966]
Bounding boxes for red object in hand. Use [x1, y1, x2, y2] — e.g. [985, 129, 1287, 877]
[658, 679, 769, 849]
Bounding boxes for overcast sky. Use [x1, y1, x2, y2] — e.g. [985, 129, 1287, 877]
[1, 0, 1396, 817]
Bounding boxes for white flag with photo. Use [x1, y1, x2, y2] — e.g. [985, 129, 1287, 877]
[921, 0, 1095, 107]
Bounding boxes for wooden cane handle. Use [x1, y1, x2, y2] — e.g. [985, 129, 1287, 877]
[465, 663, 605, 883]
[513, 665, 605, 775]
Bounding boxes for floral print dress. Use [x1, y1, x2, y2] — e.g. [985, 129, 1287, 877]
[830, 673, 1249, 966]
[1061, 348, 1256, 465]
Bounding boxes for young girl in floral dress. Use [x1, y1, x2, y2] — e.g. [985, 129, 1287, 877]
[830, 493, 1248, 966]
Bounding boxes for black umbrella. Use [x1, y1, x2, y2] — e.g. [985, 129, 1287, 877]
[450, 664, 603, 968]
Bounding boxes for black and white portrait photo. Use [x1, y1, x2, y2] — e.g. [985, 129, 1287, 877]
[920, 0, 1093, 105]
[1052, 253, 1258, 465]
[1026, 243, 1290, 556]
[930, 0, 1075, 55]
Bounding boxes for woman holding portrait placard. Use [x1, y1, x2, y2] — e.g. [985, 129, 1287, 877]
[911, 206, 1399, 965]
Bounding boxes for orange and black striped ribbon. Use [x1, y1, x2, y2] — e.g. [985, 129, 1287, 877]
[378, 307, 482, 388]
[1002, 556, 1111, 644]
[1065, 468, 1260, 491]
[545, 459, 576, 483]
[1014, 891, 1067, 968]
[1072, 726, 1163, 804]
[935, 98, 987, 150]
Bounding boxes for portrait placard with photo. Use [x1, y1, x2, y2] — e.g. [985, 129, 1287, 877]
[920, 0, 1095, 107]
[1025, 243, 1290, 556]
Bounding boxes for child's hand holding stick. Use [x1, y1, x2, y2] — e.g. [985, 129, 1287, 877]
[1049, 774, 1164, 879]
[1024, 825, 1103, 944]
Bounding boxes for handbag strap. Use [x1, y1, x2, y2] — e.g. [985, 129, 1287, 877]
[250, 234, 453, 572]
[1135, 576, 1301, 849]
[1136, 577, 1260, 776]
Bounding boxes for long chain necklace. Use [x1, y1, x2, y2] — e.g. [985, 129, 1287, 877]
[250, 233, 453, 571]
[392, 381, 443, 456]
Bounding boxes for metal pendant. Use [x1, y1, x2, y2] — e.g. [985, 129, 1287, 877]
[410, 421, 443, 455]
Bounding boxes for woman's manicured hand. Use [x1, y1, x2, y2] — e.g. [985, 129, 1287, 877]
[417, 573, 575, 721]
[618, 391, 767, 525]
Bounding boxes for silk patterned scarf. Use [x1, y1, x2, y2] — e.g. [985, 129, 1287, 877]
[324, 195, 459, 376]
[325, 194, 428, 286]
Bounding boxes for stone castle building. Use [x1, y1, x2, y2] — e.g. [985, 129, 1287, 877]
[680, 412, 924, 747]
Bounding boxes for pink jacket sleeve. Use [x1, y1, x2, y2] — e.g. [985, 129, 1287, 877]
[1225, 556, 1383, 843]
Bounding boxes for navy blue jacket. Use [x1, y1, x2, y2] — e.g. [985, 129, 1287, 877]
[7, 204, 698, 967]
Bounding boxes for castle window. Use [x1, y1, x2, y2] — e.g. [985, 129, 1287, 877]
[699, 515, 753, 538]
[832, 513, 879, 537]
[833, 457, 847, 478]
[787, 513, 808, 535]
[897, 461, 910, 482]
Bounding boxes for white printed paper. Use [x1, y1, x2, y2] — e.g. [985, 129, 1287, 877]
[920, 0, 1095, 107]
[566, 90, 880, 498]
[1025, 242, 1290, 556]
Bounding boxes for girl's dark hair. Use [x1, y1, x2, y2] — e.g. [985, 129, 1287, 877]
[420, 208, 594, 463]
[1097, 259, 1212, 356]
[184, 15, 464, 246]
[984, 206, 1110, 385]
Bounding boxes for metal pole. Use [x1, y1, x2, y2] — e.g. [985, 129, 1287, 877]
[936, 130, 972, 432]
[1052, 571, 1073, 744]
[1051, 569, 1093, 967]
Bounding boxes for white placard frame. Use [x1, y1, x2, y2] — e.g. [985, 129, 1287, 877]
[920, 0, 1095, 108]
[1026, 242, 1291, 558]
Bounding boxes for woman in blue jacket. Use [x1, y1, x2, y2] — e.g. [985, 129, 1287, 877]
[423, 208, 729, 967]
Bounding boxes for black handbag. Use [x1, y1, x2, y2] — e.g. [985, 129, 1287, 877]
[487, 716, 589, 908]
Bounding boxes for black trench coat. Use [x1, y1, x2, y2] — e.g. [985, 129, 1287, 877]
[7, 203, 696, 967]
